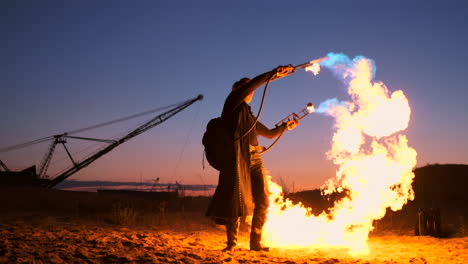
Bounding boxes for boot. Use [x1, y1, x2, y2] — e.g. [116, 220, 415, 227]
[223, 219, 239, 251]
[249, 227, 269, 251]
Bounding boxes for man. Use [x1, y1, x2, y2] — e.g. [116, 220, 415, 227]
[206, 65, 298, 251]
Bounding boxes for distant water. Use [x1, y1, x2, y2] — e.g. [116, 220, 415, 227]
[57, 181, 216, 196]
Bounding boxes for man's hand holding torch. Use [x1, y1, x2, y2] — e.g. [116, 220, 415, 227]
[286, 119, 299, 131]
[274, 65, 296, 79]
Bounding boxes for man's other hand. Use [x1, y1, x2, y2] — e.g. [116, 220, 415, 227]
[286, 119, 299, 130]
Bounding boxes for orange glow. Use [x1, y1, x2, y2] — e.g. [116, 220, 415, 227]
[262, 55, 417, 255]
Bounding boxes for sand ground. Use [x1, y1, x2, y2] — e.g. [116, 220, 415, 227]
[0, 186, 466, 263]
[1, 212, 467, 264]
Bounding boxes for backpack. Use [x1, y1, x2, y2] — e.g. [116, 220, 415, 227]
[202, 117, 232, 170]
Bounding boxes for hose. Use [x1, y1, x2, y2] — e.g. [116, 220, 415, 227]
[258, 130, 285, 154]
[236, 71, 288, 154]
[235, 72, 276, 141]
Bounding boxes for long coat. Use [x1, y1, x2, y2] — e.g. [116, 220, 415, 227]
[206, 69, 286, 224]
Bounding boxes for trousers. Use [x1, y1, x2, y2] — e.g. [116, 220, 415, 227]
[249, 152, 270, 241]
[225, 152, 269, 247]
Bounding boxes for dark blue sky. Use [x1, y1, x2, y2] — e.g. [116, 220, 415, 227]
[1, 0, 467, 189]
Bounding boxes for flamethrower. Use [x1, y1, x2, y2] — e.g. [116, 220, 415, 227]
[253, 103, 315, 154]
[273, 56, 328, 80]
[275, 102, 315, 127]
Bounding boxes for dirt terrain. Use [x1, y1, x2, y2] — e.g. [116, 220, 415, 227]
[0, 212, 467, 264]
[1, 164, 467, 264]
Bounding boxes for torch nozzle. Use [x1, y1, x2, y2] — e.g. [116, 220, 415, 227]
[293, 56, 329, 70]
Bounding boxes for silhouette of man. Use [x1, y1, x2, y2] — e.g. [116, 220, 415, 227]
[206, 65, 298, 251]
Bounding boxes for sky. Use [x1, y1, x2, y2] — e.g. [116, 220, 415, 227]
[1, 0, 467, 191]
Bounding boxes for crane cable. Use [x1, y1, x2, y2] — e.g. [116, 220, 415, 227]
[0, 136, 54, 153]
[0, 102, 182, 153]
[171, 101, 201, 185]
[48, 99, 198, 177]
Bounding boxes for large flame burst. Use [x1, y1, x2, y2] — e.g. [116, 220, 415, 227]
[263, 53, 417, 255]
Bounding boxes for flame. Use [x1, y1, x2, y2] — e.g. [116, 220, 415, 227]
[263, 54, 417, 255]
[306, 103, 315, 113]
[305, 56, 329, 76]
[305, 63, 321, 75]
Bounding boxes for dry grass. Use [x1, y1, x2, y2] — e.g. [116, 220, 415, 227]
[110, 200, 138, 226]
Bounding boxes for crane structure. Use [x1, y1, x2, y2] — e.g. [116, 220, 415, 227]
[0, 160, 10, 172]
[1, 95, 203, 188]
